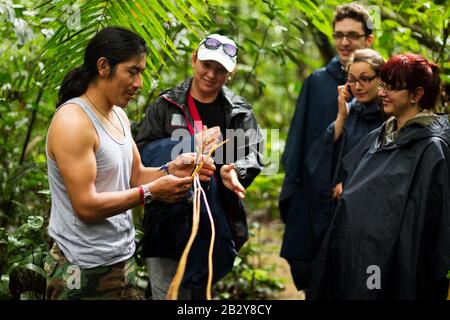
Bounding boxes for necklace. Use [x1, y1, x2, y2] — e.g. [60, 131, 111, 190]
[85, 94, 124, 136]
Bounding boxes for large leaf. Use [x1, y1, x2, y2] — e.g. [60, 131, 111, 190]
[292, 0, 333, 39]
[38, 0, 209, 92]
[17, 263, 47, 279]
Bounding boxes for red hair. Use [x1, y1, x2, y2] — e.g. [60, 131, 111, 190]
[380, 54, 441, 109]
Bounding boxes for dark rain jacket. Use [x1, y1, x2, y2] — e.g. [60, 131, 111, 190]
[310, 115, 450, 299]
[301, 98, 384, 271]
[279, 56, 347, 289]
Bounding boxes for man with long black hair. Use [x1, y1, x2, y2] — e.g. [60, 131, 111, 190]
[45, 27, 215, 300]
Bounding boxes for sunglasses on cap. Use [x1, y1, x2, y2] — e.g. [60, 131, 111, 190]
[201, 37, 238, 58]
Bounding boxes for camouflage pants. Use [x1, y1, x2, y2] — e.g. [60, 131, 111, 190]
[44, 243, 140, 300]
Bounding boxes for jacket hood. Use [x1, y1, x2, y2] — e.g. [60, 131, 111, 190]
[326, 56, 346, 81]
[379, 114, 450, 150]
[424, 115, 450, 145]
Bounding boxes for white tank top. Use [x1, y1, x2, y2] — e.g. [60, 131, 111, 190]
[46, 97, 135, 268]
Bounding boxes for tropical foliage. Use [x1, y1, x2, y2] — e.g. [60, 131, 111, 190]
[0, 0, 448, 299]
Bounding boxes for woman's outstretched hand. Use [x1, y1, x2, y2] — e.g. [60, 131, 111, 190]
[220, 163, 245, 199]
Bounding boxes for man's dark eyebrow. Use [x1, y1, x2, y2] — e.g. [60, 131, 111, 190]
[128, 65, 146, 72]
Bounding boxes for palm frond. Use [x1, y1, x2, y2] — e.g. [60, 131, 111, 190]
[39, 0, 208, 93]
[292, 0, 333, 38]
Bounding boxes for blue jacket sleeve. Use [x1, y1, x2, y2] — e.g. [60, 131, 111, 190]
[140, 136, 195, 167]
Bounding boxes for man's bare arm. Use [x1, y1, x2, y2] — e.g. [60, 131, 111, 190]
[48, 104, 191, 223]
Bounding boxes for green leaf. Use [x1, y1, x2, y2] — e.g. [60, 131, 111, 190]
[0, 228, 6, 241]
[17, 263, 47, 279]
[186, 0, 211, 21]
[27, 216, 44, 231]
[38, 0, 207, 90]
[292, 0, 333, 38]
[0, 277, 12, 300]
[8, 235, 27, 248]
[160, 0, 199, 35]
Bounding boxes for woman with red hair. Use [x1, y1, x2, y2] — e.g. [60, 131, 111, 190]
[310, 54, 450, 299]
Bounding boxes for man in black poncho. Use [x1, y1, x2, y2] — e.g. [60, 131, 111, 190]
[280, 3, 374, 291]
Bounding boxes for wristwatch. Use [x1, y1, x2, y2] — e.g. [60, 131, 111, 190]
[141, 185, 153, 205]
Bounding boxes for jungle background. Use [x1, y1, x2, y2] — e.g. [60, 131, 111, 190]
[0, 0, 448, 300]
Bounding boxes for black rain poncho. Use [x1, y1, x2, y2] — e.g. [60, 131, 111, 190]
[310, 115, 450, 299]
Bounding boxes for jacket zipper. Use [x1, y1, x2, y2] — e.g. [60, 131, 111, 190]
[162, 96, 195, 135]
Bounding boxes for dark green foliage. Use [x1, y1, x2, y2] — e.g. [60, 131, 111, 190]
[0, 216, 49, 299]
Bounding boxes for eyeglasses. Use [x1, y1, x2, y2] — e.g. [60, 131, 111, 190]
[201, 37, 238, 57]
[378, 81, 408, 93]
[333, 32, 367, 41]
[347, 74, 378, 86]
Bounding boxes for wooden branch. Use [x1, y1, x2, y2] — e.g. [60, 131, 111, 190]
[19, 87, 45, 165]
[380, 7, 442, 52]
[306, 17, 335, 64]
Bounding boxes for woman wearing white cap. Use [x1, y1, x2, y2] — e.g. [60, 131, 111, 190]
[135, 34, 264, 299]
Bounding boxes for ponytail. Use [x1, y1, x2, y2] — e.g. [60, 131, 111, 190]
[427, 63, 442, 110]
[57, 65, 94, 107]
[430, 63, 441, 87]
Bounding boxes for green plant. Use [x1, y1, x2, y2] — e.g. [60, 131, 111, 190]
[0, 215, 49, 299]
[215, 222, 284, 299]
[245, 174, 284, 220]
[132, 226, 151, 299]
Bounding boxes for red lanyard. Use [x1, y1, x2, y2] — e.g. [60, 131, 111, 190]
[187, 91, 203, 135]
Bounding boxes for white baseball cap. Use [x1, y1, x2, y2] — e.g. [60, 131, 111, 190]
[197, 34, 238, 72]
